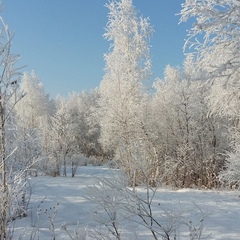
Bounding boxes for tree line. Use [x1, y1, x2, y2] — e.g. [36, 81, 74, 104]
[0, 0, 240, 238]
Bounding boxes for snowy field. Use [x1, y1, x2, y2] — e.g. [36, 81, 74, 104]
[13, 166, 240, 239]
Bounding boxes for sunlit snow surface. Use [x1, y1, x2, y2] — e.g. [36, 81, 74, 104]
[13, 166, 240, 239]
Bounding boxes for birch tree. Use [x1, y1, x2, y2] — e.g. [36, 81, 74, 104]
[0, 14, 25, 239]
[98, 0, 153, 185]
[47, 96, 74, 176]
[15, 71, 51, 129]
[14, 72, 52, 173]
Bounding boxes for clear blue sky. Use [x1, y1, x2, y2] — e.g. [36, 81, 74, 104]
[2, 0, 190, 98]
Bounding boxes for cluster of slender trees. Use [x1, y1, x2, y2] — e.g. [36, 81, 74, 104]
[0, 0, 240, 238]
[97, 0, 240, 188]
[11, 0, 239, 189]
[14, 72, 104, 177]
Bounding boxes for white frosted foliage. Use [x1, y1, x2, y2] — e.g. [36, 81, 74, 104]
[99, 0, 152, 150]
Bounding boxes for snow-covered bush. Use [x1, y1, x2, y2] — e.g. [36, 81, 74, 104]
[86, 173, 208, 239]
[219, 151, 240, 189]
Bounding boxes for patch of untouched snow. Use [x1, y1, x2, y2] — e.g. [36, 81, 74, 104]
[13, 166, 240, 239]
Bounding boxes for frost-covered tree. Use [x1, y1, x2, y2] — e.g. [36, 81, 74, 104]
[98, 0, 153, 185]
[67, 90, 103, 159]
[180, 0, 240, 118]
[13, 71, 52, 175]
[16, 71, 52, 129]
[219, 148, 240, 188]
[46, 95, 76, 176]
[0, 13, 27, 239]
[180, 0, 240, 187]
[150, 61, 227, 188]
[39, 90, 104, 177]
[152, 66, 200, 187]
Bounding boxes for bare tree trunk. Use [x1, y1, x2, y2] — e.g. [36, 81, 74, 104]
[1, 102, 7, 240]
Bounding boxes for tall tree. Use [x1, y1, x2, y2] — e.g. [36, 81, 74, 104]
[0, 14, 24, 239]
[13, 71, 52, 177]
[98, 0, 153, 184]
[48, 95, 74, 177]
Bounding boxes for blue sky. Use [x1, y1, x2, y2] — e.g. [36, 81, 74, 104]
[2, 0, 190, 97]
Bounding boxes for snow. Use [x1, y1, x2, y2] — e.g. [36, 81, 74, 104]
[13, 166, 240, 239]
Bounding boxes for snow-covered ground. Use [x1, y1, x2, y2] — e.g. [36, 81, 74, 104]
[13, 166, 240, 239]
